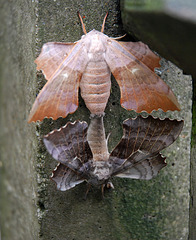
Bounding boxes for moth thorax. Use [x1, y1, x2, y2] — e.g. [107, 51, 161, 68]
[82, 31, 105, 55]
[92, 161, 112, 181]
[88, 52, 106, 62]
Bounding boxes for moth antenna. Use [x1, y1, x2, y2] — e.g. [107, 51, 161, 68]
[77, 11, 87, 34]
[101, 12, 108, 33]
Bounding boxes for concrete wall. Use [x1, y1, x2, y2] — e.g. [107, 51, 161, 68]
[0, 0, 39, 239]
[121, 1, 195, 239]
[0, 0, 192, 239]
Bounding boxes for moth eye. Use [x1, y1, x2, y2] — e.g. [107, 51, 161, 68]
[107, 39, 111, 44]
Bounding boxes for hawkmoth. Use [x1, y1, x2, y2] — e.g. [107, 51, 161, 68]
[28, 13, 180, 123]
[43, 115, 183, 192]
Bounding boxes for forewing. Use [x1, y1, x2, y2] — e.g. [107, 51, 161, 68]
[28, 42, 88, 122]
[35, 42, 75, 80]
[51, 163, 84, 191]
[119, 41, 161, 71]
[110, 115, 184, 160]
[43, 121, 93, 171]
[105, 39, 180, 113]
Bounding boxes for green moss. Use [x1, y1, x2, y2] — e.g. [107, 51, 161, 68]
[125, 0, 163, 11]
[109, 173, 173, 240]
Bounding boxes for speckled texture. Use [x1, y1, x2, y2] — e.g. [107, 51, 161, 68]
[189, 75, 196, 239]
[190, 147, 196, 240]
[0, 0, 39, 239]
[121, 2, 194, 239]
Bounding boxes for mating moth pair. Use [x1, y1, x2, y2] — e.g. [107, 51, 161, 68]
[29, 13, 183, 193]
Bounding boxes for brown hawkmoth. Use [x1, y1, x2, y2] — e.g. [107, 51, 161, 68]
[43, 115, 183, 192]
[28, 13, 180, 123]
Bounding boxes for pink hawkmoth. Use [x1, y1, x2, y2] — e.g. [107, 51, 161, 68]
[28, 13, 180, 123]
[43, 115, 183, 192]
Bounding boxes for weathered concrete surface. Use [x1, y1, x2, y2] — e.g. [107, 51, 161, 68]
[0, 0, 39, 239]
[35, 1, 192, 240]
[121, 1, 194, 239]
[190, 146, 196, 240]
[121, 0, 196, 79]
[189, 77, 196, 240]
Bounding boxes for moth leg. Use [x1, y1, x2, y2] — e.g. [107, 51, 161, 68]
[106, 181, 114, 189]
[84, 183, 91, 200]
[101, 184, 106, 198]
[110, 34, 126, 40]
[106, 132, 111, 145]
[101, 181, 114, 198]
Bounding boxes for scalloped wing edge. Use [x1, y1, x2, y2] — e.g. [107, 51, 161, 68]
[44, 120, 88, 138]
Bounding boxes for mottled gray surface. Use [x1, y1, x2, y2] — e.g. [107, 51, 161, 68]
[0, 0, 192, 239]
[0, 0, 39, 239]
[190, 147, 196, 240]
[121, 1, 194, 239]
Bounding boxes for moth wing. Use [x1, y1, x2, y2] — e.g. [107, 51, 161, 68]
[110, 115, 184, 160]
[43, 121, 92, 171]
[28, 42, 88, 122]
[51, 163, 84, 191]
[119, 41, 161, 71]
[105, 39, 180, 113]
[110, 115, 183, 177]
[115, 154, 166, 180]
[35, 42, 76, 80]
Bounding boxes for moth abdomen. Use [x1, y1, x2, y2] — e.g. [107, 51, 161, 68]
[87, 114, 109, 162]
[80, 60, 111, 115]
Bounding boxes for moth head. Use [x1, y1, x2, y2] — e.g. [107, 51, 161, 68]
[81, 30, 107, 56]
[78, 12, 108, 55]
[86, 161, 113, 186]
[78, 11, 108, 34]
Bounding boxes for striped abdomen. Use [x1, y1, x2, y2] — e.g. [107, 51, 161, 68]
[87, 115, 109, 161]
[80, 60, 111, 115]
